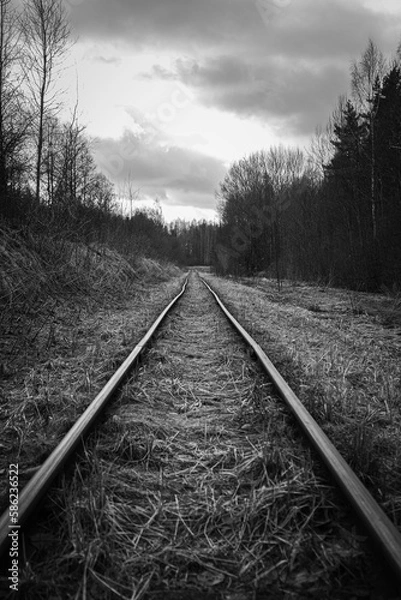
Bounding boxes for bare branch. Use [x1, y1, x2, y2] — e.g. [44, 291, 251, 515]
[21, 0, 72, 201]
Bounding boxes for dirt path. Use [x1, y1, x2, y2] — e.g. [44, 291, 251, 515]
[7, 273, 396, 599]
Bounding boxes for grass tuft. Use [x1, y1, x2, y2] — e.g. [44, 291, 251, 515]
[8, 274, 392, 598]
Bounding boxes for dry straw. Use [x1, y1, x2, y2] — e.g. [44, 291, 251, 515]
[204, 274, 401, 527]
[10, 275, 390, 598]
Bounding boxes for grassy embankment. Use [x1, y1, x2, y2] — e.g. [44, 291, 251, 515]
[0, 224, 184, 504]
[203, 274, 401, 527]
[1, 232, 401, 598]
[4, 272, 395, 599]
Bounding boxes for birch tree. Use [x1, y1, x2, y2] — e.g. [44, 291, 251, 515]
[351, 39, 386, 240]
[0, 0, 28, 204]
[21, 0, 71, 203]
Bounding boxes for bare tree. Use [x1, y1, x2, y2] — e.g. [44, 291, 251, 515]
[351, 40, 386, 240]
[0, 0, 29, 204]
[262, 146, 305, 288]
[21, 0, 71, 203]
[351, 39, 385, 111]
[124, 170, 140, 219]
[307, 96, 347, 182]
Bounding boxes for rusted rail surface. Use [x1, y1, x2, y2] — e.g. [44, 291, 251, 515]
[0, 277, 188, 558]
[200, 275, 401, 585]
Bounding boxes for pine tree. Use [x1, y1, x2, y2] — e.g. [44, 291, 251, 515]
[372, 66, 401, 282]
[325, 100, 370, 285]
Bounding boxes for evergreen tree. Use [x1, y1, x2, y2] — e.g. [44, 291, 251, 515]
[325, 100, 370, 285]
[373, 66, 401, 282]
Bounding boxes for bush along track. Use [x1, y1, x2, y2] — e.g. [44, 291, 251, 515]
[6, 272, 400, 599]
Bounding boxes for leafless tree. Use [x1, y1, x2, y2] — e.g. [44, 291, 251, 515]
[123, 169, 140, 219]
[21, 0, 71, 203]
[0, 0, 29, 203]
[351, 40, 386, 240]
[261, 146, 306, 287]
[351, 39, 386, 111]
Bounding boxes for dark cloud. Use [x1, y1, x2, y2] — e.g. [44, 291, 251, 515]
[93, 130, 226, 209]
[145, 53, 348, 133]
[261, 0, 396, 61]
[70, 0, 399, 60]
[70, 0, 253, 51]
[161, 55, 273, 119]
[105, 0, 400, 140]
[269, 63, 350, 134]
[176, 56, 252, 87]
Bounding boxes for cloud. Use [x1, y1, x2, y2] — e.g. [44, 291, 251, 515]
[70, 0, 399, 59]
[93, 55, 121, 65]
[176, 56, 251, 87]
[69, 0, 254, 51]
[261, 0, 395, 61]
[93, 129, 227, 210]
[144, 53, 348, 134]
[139, 64, 177, 81]
[69, 0, 401, 200]
[120, 0, 399, 139]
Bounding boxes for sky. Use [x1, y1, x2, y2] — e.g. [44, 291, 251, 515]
[59, 0, 401, 222]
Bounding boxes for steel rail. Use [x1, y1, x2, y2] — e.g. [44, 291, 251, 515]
[0, 277, 188, 558]
[200, 275, 401, 585]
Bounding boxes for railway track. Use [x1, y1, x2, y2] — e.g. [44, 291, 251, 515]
[1, 271, 401, 598]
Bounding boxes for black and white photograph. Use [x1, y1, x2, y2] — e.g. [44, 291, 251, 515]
[1, 0, 401, 598]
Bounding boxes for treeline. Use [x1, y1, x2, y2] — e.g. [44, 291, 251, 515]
[214, 40, 401, 290]
[0, 0, 123, 240]
[0, 0, 201, 267]
[5, 2, 399, 288]
[169, 219, 218, 265]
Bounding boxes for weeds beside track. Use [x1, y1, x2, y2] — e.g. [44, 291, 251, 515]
[2, 273, 399, 599]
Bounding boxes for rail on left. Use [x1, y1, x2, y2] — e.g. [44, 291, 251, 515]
[0, 277, 188, 558]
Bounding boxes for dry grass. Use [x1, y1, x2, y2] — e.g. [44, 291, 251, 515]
[0, 225, 181, 309]
[0, 224, 184, 514]
[10, 275, 397, 599]
[203, 274, 401, 528]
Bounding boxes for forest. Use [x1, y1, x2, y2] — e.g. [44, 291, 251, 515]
[214, 40, 401, 291]
[1, 0, 400, 291]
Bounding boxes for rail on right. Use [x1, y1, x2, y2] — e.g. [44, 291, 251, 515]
[200, 273, 401, 587]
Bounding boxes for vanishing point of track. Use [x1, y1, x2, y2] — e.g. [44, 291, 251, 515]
[1, 270, 401, 590]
